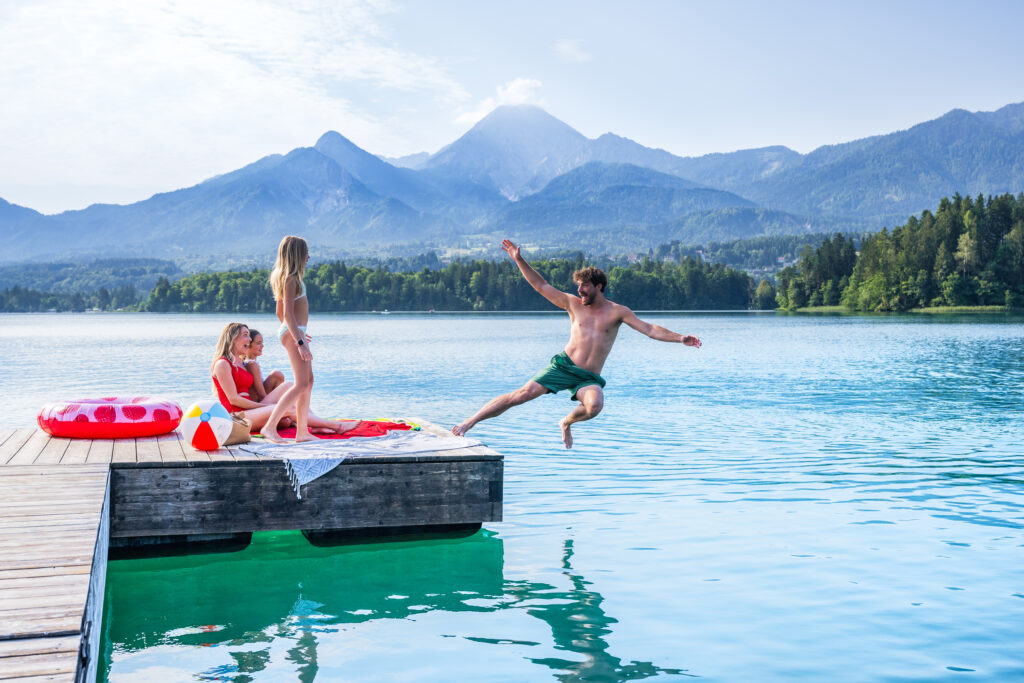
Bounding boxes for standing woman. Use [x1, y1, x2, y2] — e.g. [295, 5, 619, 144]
[262, 236, 318, 443]
[211, 322, 352, 434]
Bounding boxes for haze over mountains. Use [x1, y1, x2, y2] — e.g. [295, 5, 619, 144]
[3, 101, 1024, 263]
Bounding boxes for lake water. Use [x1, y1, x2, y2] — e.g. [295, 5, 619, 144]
[2, 312, 1023, 681]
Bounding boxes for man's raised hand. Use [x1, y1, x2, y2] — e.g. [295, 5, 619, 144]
[680, 335, 702, 348]
[501, 239, 521, 260]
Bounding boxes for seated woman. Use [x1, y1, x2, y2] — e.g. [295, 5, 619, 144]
[241, 328, 285, 402]
[211, 322, 357, 435]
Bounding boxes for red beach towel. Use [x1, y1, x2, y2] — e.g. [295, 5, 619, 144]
[254, 420, 414, 440]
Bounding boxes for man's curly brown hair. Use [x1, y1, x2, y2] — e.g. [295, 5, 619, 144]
[573, 266, 608, 293]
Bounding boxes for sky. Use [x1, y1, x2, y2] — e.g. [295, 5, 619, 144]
[1, 0, 1023, 214]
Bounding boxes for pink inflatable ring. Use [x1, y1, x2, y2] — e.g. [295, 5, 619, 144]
[38, 396, 183, 439]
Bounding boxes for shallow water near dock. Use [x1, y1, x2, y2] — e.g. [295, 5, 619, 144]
[2, 312, 1024, 681]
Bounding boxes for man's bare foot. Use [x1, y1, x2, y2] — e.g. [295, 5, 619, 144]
[559, 418, 573, 449]
[295, 430, 318, 443]
[260, 427, 287, 444]
[332, 420, 360, 434]
[451, 422, 473, 437]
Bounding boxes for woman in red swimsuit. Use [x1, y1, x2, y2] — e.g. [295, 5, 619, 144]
[211, 322, 356, 434]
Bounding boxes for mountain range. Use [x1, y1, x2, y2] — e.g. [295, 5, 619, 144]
[3, 101, 1024, 263]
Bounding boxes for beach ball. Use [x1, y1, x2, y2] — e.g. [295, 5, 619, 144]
[180, 400, 233, 450]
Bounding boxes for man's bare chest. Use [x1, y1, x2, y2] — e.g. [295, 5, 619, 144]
[570, 312, 620, 338]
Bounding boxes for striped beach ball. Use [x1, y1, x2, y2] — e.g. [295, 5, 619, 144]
[180, 400, 233, 450]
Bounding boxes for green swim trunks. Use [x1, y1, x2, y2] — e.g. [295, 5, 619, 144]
[531, 351, 606, 401]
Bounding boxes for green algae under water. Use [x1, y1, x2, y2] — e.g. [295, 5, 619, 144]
[2, 313, 1023, 680]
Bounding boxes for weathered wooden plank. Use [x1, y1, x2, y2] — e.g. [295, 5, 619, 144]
[0, 591, 90, 614]
[0, 552, 98, 572]
[0, 430, 35, 465]
[0, 532, 102, 549]
[33, 437, 71, 465]
[0, 649, 78, 678]
[0, 519, 102, 533]
[0, 464, 108, 477]
[0, 636, 79, 683]
[156, 432, 186, 463]
[0, 635, 79, 659]
[0, 500, 105, 513]
[135, 436, 161, 463]
[0, 480, 106, 494]
[0, 606, 82, 636]
[0, 466, 109, 478]
[6, 431, 51, 466]
[0, 542, 99, 560]
[0, 429, 16, 449]
[0, 488, 107, 504]
[0, 491, 109, 505]
[0, 673, 74, 683]
[208, 447, 236, 462]
[0, 672, 74, 683]
[84, 439, 113, 465]
[0, 520, 100, 532]
[231, 448, 259, 461]
[110, 439, 135, 464]
[0, 566, 92, 582]
[178, 430, 210, 463]
[0, 470, 107, 483]
[0, 543, 93, 562]
[56, 439, 90, 465]
[0, 574, 91, 593]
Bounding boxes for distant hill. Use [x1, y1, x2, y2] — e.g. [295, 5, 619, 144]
[0, 257, 180, 293]
[423, 105, 592, 198]
[0, 197, 46, 244]
[725, 103, 1024, 224]
[2, 101, 1023, 263]
[494, 162, 767, 246]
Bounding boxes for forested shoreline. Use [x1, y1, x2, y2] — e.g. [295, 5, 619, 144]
[777, 193, 1024, 311]
[4, 194, 1023, 314]
[1, 255, 754, 312]
[141, 256, 754, 312]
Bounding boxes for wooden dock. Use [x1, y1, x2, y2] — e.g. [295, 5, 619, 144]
[0, 464, 109, 683]
[0, 421, 502, 682]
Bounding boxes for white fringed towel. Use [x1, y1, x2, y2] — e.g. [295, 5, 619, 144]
[238, 431, 483, 499]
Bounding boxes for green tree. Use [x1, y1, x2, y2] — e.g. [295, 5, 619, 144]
[754, 279, 776, 309]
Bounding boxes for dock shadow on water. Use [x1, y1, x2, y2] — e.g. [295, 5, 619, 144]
[100, 530, 687, 682]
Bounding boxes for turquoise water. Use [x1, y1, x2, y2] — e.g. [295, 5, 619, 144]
[2, 312, 1024, 680]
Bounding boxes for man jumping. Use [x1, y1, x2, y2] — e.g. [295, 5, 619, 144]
[452, 239, 702, 448]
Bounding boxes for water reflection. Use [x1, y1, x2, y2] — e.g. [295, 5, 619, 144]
[103, 531, 686, 681]
[500, 538, 691, 681]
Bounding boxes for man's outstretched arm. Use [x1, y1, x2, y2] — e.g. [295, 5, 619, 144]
[621, 308, 702, 347]
[502, 239, 574, 310]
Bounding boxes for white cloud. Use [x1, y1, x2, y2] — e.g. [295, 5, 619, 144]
[0, 0, 469, 212]
[554, 39, 591, 64]
[455, 77, 543, 126]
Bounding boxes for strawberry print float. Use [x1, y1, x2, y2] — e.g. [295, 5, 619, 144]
[38, 396, 183, 439]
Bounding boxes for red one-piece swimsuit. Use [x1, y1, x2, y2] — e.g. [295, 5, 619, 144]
[212, 357, 255, 413]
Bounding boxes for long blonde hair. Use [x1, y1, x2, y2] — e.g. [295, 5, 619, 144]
[270, 235, 309, 301]
[211, 322, 248, 374]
